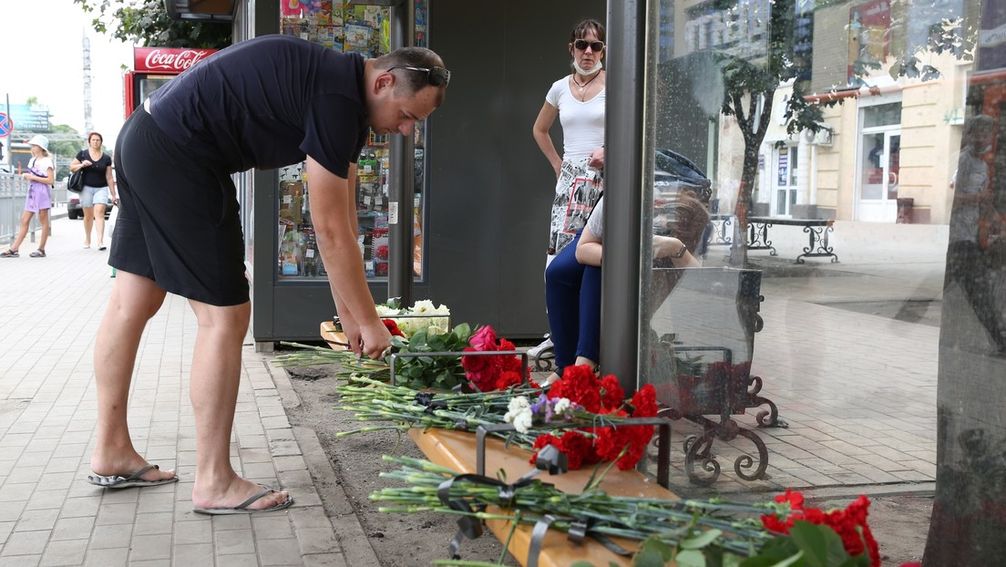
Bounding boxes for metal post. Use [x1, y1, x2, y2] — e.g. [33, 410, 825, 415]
[601, 0, 650, 394]
[388, 0, 416, 305]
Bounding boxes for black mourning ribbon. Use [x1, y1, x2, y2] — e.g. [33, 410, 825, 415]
[436, 470, 544, 559]
[433, 444, 629, 562]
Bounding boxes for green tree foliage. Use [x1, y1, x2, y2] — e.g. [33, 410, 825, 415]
[73, 0, 231, 49]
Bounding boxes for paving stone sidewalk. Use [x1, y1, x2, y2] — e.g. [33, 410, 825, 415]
[0, 215, 374, 566]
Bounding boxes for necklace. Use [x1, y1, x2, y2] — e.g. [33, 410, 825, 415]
[571, 72, 600, 99]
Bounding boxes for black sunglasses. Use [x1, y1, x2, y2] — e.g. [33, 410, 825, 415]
[573, 39, 605, 52]
[388, 65, 451, 87]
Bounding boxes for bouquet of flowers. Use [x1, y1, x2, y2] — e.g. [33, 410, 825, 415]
[277, 322, 528, 393]
[376, 298, 451, 337]
[373, 456, 884, 567]
[336, 365, 658, 472]
[461, 325, 528, 392]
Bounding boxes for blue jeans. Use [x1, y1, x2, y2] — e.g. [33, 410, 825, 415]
[545, 232, 601, 373]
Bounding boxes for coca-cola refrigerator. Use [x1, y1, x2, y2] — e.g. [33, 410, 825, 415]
[122, 47, 217, 117]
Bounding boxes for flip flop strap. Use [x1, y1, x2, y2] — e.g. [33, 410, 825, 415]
[124, 464, 159, 481]
[235, 487, 275, 510]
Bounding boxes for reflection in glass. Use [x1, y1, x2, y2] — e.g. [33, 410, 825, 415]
[637, 3, 1006, 558]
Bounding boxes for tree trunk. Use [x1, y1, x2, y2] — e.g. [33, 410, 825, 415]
[729, 141, 761, 267]
[923, 218, 1006, 565]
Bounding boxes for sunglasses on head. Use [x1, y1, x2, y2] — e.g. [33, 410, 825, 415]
[388, 65, 451, 87]
[573, 39, 605, 52]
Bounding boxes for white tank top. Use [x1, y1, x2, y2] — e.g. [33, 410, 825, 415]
[545, 76, 605, 163]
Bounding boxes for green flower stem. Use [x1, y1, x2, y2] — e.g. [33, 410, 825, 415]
[373, 455, 775, 558]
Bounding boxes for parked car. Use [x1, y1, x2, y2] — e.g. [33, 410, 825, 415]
[67, 194, 112, 220]
[654, 149, 712, 202]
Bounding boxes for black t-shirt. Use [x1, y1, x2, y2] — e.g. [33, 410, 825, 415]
[76, 150, 112, 187]
[149, 35, 369, 176]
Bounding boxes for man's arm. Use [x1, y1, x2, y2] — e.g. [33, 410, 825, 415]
[306, 156, 391, 359]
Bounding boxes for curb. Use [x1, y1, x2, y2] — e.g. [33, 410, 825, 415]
[266, 359, 382, 567]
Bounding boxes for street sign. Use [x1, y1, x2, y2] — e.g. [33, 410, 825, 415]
[0, 113, 13, 137]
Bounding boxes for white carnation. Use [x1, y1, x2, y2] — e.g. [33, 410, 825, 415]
[512, 410, 533, 434]
[553, 398, 572, 415]
[427, 325, 446, 336]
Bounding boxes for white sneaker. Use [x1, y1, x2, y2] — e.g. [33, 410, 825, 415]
[527, 337, 553, 358]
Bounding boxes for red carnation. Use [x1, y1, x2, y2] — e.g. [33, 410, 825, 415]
[599, 374, 625, 411]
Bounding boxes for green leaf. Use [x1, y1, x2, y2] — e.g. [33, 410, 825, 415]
[632, 536, 674, 566]
[739, 537, 801, 567]
[570, 562, 596, 567]
[788, 521, 851, 567]
[680, 529, 722, 550]
[674, 549, 706, 567]
[453, 322, 471, 341]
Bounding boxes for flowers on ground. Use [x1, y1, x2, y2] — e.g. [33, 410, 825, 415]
[529, 364, 659, 471]
[374, 298, 451, 337]
[461, 325, 528, 392]
[761, 489, 881, 567]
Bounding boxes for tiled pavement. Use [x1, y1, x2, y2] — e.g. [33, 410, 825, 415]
[0, 213, 372, 566]
[0, 212, 958, 563]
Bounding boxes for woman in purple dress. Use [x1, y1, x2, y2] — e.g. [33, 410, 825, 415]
[2, 135, 54, 258]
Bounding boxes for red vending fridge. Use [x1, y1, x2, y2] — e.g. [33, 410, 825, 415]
[122, 47, 217, 117]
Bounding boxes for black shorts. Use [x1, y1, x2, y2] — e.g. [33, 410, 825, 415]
[110, 108, 248, 306]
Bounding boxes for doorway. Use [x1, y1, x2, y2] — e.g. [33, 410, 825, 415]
[857, 102, 902, 222]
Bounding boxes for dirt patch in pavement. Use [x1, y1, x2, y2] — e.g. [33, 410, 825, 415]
[284, 364, 933, 566]
[283, 365, 515, 566]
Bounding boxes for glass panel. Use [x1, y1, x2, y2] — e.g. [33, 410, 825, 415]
[863, 102, 902, 128]
[861, 131, 885, 199]
[639, 7, 1003, 553]
[887, 133, 900, 200]
[276, 1, 428, 281]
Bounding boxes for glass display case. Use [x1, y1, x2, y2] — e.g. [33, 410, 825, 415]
[276, 0, 428, 282]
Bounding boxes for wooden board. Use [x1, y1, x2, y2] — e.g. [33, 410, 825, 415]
[408, 428, 679, 567]
[320, 321, 349, 351]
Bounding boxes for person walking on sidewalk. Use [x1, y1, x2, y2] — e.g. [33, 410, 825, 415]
[89, 35, 450, 515]
[2, 135, 54, 259]
[70, 131, 118, 250]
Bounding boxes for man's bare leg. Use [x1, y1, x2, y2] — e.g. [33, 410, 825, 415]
[90, 271, 176, 481]
[188, 299, 289, 510]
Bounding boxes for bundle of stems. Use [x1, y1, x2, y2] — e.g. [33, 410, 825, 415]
[372, 455, 777, 559]
[335, 375, 540, 444]
[335, 375, 639, 447]
[273, 342, 391, 378]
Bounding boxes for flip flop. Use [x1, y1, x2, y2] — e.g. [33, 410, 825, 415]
[193, 486, 294, 515]
[87, 464, 178, 489]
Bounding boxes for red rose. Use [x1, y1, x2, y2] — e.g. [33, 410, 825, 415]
[382, 319, 405, 337]
[469, 325, 498, 352]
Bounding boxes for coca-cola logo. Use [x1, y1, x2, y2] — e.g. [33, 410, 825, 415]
[136, 48, 215, 73]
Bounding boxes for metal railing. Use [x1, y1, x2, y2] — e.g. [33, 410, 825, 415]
[1, 173, 66, 245]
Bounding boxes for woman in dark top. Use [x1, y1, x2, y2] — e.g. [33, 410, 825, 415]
[70, 132, 118, 250]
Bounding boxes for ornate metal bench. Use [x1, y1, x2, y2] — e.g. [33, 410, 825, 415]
[643, 267, 785, 486]
[747, 216, 838, 264]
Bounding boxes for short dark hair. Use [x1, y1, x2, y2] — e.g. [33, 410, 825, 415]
[570, 19, 605, 43]
[374, 47, 446, 97]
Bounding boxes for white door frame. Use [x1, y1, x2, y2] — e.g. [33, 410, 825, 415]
[855, 96, 903, 222]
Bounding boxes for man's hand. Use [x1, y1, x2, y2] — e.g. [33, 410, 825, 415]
[339, 313, 363, 356]
[359, 319, 392, 360]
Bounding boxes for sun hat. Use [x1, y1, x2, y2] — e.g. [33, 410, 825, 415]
[27, 134, 49, 152]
